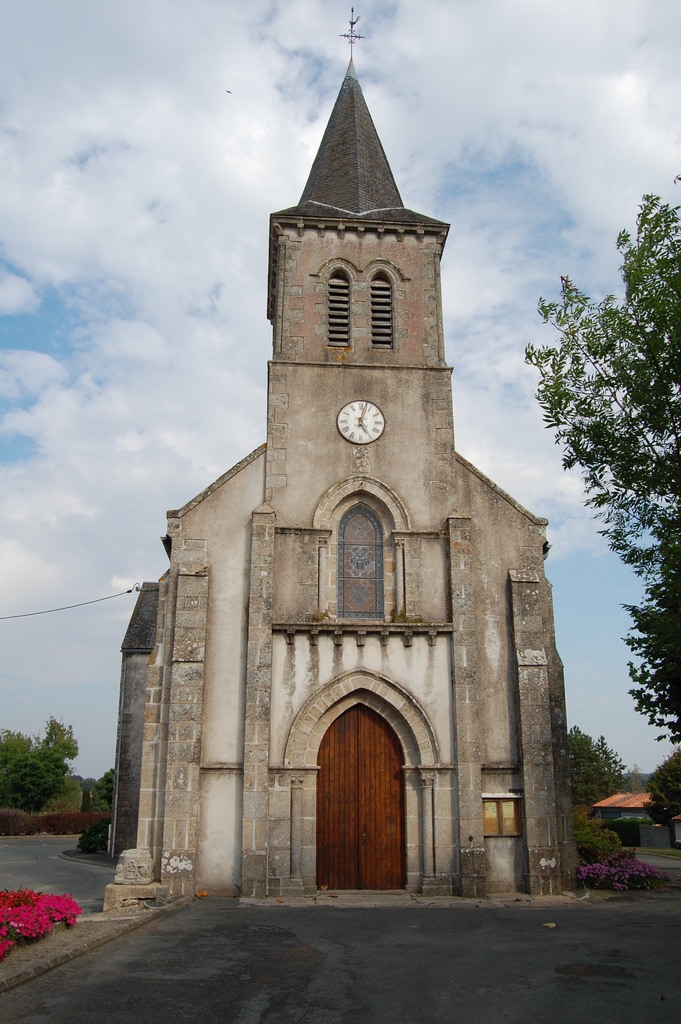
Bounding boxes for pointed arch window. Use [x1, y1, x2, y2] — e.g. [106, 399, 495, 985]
[328, 271, 350, 346]
[338, 504, 384, 619]
[370, 272, 393, 347]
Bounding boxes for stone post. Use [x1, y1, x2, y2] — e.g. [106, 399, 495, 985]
[420, 773, 435, 879]
[158, 538, 208, 896]
[395, 539, 405, 617]
[317, 538, 327, 614]
[241, 503, 276, 898]
[509, 570, 563, 895]
[448, 517, 485, 897]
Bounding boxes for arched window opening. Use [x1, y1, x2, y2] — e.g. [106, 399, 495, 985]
[328, 272, 350, 346]
[370, 273, 393, 347]
[338, 504, 384, 619]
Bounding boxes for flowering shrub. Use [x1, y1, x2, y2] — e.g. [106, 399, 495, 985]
[577, 851, 667, 891]
[0, 888, 81, 961]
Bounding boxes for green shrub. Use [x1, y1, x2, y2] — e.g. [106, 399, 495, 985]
[604, 817, 653, 847]
[77, 818, 111, 853]
[573, 808, 621, 864]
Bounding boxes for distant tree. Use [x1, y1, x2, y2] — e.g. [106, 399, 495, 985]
[568, 726, 626, 809]
[0, 729, 32, 806]
[624, 764, 644, 794]
[526, 189, 681, 741]
[5, 748, 66, 812]
[43, 776, 82, 813]
[92, 769, 114, 812]
[0, 717, 79, 812]
[41, 718, 78, 762]
[646, 749, 681, 825]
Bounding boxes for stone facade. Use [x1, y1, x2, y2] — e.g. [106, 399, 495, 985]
[114, 62, 575, 899]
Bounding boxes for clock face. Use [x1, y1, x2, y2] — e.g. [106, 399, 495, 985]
[337, 401, 385, 445]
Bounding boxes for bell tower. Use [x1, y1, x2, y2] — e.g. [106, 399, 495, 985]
[264, 61, 455, 537]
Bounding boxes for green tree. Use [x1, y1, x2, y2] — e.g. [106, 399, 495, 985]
[43, 776, 83, 813]
[646, 749, 681, 825]
[568, 725, 626, 809]
[41, 718, 78, 762]
[626, 564, 681, 742]
[0, 730, 32, 806]
[0, 718, 79, 812]
[92, 769, 114, 812]
[526, 188, 681, 741]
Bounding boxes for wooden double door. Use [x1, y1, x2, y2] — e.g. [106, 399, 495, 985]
[316, 705, 406, 890]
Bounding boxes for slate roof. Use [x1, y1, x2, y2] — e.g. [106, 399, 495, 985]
[268, 62, 448, 321]
[272, 60, 447, 229]
[121, 582, 159, 653]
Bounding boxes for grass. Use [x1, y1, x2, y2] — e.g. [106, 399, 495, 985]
[625, 846, 681, 860]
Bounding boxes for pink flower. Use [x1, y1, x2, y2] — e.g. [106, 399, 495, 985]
[0, 890, 82, 961]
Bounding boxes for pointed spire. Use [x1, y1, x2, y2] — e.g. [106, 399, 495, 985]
[298, 62, 403, 216]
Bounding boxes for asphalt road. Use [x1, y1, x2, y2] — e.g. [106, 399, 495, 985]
[0, 835, 116, 914]
[1, 893, 681, 1023]
[2, 837, 680, 1022]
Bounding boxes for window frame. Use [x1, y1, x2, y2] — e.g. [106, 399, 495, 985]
[337, 503, 385, 620]
[327, 271, 351, 347]
[482, 796, 523, 837]
[370, 271, 394, 348]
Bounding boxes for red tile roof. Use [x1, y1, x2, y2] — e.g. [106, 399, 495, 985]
[592, 792, 652, 809]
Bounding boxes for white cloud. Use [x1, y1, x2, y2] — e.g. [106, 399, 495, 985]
[1, 0, 679, 775]
[0, 272, 39, 315]
[0, 350, 66, 399]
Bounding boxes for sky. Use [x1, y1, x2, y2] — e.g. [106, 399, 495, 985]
[1, 0, 679, 779]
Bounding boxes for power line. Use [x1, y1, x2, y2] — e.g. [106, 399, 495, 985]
[0, 584, 141, 621]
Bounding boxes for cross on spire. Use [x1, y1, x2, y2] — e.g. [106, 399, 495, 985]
[340, 8, 364, 56]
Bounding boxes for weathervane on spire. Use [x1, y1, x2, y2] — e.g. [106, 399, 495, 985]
[341, 8, 364, 56]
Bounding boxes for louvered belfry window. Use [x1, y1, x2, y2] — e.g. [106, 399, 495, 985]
[338, 504, 384, 619]
[370, 273, 393, 347]
[328, 272, 350, 346]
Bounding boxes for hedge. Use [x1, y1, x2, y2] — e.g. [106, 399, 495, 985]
[0, 808, 110, 836]
[603, 817, 654, 848]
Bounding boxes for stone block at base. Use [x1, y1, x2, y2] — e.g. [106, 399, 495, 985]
[420, 875, 453, 896]
[104, 882, 171, 912]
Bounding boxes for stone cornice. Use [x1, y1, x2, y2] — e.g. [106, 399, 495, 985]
[272, 621, 453, 648]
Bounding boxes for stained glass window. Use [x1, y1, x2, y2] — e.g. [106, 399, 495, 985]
[338, 505, 384, 618]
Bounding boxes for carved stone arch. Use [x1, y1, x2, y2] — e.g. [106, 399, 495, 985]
[360, 259, 406, 284]
[313, 477, 411, 532]
[314, 256, 361, 278]
[283, 671, 439, 769]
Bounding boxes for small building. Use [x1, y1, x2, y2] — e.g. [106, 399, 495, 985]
[592, 793, 652, 821]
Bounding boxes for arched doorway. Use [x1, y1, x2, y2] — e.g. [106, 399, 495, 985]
[316, 704, 406, 890]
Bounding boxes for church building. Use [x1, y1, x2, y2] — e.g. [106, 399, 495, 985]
[112, 61, 575, 899]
